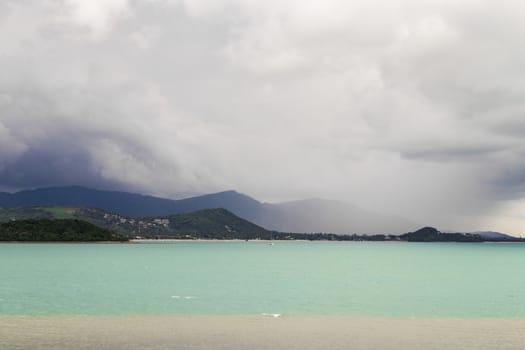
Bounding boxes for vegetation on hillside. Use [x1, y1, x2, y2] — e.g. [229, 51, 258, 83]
[0, 219, 128, 242]
[163, 208, 268, 239]
[0, 207, 57, 221]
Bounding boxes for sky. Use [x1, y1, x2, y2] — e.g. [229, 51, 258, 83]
[1, 0, 525, 233]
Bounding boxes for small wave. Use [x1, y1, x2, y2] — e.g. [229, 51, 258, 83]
[171, 295, 198, 300]
[261, 313, 281, 318]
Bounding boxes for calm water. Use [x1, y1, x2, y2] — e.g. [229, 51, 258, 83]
[1, 241, 525, 317]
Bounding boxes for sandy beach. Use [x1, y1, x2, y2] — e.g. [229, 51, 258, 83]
[1, 315, 524, 350]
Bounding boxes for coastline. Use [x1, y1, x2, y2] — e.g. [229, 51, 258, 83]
[2, 238, 524, 244]
[2, 315, 525, 350]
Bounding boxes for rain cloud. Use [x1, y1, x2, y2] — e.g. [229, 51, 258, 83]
[2, 0, 525, 233]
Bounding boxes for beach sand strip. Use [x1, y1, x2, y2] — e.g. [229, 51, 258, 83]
[1, 315, 524, 350]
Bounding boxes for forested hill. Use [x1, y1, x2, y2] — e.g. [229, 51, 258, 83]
[161, 208, 271, 239]
[0, 219, 128, 242]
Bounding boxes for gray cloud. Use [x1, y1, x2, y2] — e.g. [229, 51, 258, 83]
[1, 0, 525, 233]
[400, 144, 504, 162]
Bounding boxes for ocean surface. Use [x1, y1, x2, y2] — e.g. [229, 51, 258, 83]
[1, 241, 525, 318]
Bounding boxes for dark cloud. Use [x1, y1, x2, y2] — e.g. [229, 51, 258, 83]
[0, 145, 112, 191]
[2, 0, 525, 233]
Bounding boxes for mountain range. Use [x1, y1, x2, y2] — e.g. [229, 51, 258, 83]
[0, 186, 416, 234]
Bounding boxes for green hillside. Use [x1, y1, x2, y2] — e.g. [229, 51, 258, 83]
[0, 207, 61, 221]
[164, 208, 270, 239]
[0, 219, 127, 242]
[0, 206, 274, 239]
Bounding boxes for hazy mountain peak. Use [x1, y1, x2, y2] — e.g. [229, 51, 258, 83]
[206, 190, 256, 199]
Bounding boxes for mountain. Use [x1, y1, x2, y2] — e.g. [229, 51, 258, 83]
[173, 190, 262, 220]
[163, 208, 271, 239]
[0, 186, 416, 234]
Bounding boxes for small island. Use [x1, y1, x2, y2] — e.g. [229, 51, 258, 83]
[0, 219, 128, 242]
[399, 227, 483, 242]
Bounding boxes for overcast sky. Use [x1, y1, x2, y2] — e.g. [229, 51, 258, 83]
[1, 0, 525, 233]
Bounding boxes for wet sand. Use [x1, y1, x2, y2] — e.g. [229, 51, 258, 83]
[1, 316, 525, 350]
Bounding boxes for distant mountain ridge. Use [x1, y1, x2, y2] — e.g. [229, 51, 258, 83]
[0, 186, 416, 234]
[0, 186, 178, 217]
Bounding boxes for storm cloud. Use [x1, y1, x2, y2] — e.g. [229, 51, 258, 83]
[2, 0, 525, 233]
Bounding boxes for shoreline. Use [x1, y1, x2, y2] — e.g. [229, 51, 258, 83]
[1, 239, 524, 244]
[2, 315, 525, 349]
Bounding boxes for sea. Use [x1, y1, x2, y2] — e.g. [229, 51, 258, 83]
[1, 241, 525, 318]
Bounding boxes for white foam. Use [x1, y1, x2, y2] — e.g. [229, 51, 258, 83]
[261, 313, 281, 318]
[171, 295, 198, 300]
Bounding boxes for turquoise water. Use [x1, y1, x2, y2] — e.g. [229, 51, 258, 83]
[1, 241, 525, 317]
